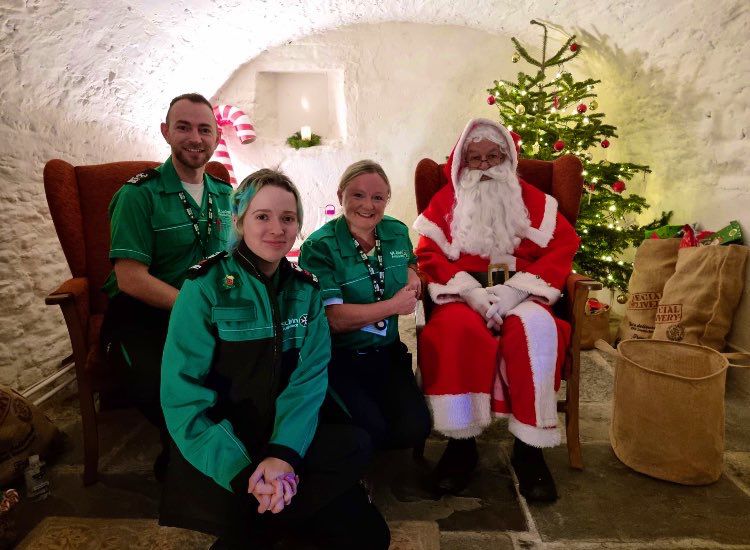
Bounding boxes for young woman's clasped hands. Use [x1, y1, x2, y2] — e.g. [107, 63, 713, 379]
[247, 457, 299, 514]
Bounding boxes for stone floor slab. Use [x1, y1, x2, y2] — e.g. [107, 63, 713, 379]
[7, 470, 160, 545]
[725, 393, 750, 452]
[370, 441, 527, 533]
[725, 451, 750, 497]
[16, 517, 439, 550]
[389, 520, 440, 550]
[576, 402, 612, 444]
[440, 531, 515, 549]
[578, 349, 615, 404]
[16, 517, 214, 550]
[530, 444, 750, 545]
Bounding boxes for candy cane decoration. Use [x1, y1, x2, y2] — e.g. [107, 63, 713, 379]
[212, 104, 256, 185]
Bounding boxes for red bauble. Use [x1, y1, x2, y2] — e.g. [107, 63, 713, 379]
[553, 140, 565, 152]
[487, 95, 496, 105]
[585, 182, 595, 192]
[552, 95, 560, 109]
[601, 139, 610, 148]
[570, 43, 580, 52]
[577, 103, 587, 113]
[612, 180, 626, 193]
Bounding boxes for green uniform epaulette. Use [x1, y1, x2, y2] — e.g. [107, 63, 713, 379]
[291, 262, 319, 288]
[125, 168, 160, 186]
[187, 250, 228, 279]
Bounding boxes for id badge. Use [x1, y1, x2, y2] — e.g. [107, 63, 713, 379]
[361, 319, 388, 337]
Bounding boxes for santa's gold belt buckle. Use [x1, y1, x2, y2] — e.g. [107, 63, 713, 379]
[487, 263, 510, 287]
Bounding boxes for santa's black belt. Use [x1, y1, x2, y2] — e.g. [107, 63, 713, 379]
[469, 264, 516, 287]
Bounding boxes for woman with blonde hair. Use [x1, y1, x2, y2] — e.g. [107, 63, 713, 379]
[299, 160, 430, 453]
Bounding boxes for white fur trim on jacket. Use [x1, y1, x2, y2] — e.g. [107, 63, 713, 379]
[506, 271, 561, 305]
[510, 301, 559, 429]
[451, 118, 519, 190]
[413, 214, 459, 260]
[523, 194, 558, 248]
[508, 415, 561, 448]
[427, 392, 491, 439]
[427, 271, 481, 305]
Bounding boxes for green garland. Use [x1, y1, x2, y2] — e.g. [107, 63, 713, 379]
[286, 131, 322, 149]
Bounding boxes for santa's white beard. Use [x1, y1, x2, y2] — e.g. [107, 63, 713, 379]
[450, 163, 531, 260]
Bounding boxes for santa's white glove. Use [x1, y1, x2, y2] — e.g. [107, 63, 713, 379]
[460, 287, 499, 318]
[485, 285, 529, 330]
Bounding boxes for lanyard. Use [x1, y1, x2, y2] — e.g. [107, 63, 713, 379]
[177, 190, 214, 258]
[352, 231, 385, 301]
[352, 231, 387, 331]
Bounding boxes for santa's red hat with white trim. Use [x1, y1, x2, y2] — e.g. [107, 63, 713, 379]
[442, 118, 522, 189]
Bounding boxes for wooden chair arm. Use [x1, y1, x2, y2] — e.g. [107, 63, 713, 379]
[46, 277, 91, 368]
[46, 277, 89, 304]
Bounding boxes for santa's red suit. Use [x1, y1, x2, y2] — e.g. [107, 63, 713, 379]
[414, 118, 580, 447]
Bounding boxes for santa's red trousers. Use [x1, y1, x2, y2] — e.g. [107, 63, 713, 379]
[418, 300, 570, 447]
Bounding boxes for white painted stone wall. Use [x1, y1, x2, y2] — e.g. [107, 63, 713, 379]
[1, 1, 748, 389]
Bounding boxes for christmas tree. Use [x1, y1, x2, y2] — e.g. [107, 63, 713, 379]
[486, 20, 670, 291]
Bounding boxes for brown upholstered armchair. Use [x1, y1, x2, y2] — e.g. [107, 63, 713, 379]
[43, 159, 230, 485]
[414, 154, 601, 470]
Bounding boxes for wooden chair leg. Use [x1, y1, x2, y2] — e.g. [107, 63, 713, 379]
[77, 382, 99, 486]
[566, 361, 583, 470]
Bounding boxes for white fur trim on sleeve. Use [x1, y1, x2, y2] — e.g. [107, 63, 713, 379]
[524, 194, 558, 248]
[427, 270, 481, 305]
[505, 271, 561, 305]
[413, 213, 459, 260]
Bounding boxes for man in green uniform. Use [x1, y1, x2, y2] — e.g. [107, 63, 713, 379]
[100, 93, 232, 480]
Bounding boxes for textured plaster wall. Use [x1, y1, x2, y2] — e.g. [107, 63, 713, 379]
[1, 0, 748, 389]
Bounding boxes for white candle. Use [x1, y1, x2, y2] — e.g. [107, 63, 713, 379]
[300, 126, 312, 141]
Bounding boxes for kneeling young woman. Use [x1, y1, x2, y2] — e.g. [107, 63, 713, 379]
[159, 169, 389, 549]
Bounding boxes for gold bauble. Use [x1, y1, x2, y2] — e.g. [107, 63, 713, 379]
[531, 142, 540, 154]
[602, 160, 611, 167]
[515, 104, 526, 115]
[616, 293, 628, 304]
[512, 52, 521, 63]
[589, 99, 599, 111]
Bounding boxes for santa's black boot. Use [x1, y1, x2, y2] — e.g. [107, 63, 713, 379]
[510, 438, 558, 503]
[430, 437, 478, 494]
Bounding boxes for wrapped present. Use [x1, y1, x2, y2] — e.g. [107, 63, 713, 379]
[708, 220, 743, 245]
[679, 224, 698, 248]
[645, 224, 684, 240]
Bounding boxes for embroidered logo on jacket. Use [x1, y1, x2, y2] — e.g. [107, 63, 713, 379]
[282, 314, 308, 330]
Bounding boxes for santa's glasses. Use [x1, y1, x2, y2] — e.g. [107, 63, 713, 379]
[465, 152, 505, 169]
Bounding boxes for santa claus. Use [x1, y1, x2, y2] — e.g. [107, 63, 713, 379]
[413, 118, 580, 502]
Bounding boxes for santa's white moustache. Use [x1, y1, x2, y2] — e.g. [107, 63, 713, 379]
[451, 164, 530, 259]
[458, 164, 512, 189]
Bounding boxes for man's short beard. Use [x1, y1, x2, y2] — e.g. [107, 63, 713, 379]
[449, 163, 530, 260]
[173, 147, 210, 170]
